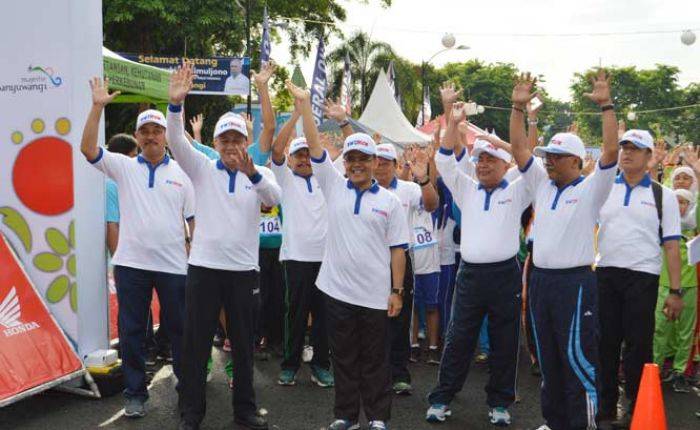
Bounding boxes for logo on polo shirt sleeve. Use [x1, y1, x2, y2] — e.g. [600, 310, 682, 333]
[371, 207, 389, 218]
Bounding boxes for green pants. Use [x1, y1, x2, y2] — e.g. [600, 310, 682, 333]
[653, 286, 697, 373]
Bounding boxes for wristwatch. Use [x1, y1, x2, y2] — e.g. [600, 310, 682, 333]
[669, 288, 684, 297]
[391, 288, 404, 297]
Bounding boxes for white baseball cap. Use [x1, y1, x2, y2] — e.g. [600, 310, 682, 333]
[534, 132, 586, 160]
[470, 138, 512, 163]
[376, 143, 398, 161]
[214, 113, 248, 138]
[619, 129, 654, 150]
[135, 109, 167, 131]
[289, 137, 309, 155]
[342, 133, 377, 157]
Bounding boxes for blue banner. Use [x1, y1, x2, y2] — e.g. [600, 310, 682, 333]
[310, 37, 327, 126]
[119, 53, 250, 96]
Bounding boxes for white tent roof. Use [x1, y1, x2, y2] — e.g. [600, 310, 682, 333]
[359, 70, 431, 146]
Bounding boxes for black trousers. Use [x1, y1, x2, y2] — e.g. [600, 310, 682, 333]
[326, 293, 392, 422]
[428, 258, 521, 407]
[178, 265, 259, 424]
[389, 251, 413, 384]
[597, 266, 659, 416]
[257, 248, 285, 348]
[281, 260, 330, 371]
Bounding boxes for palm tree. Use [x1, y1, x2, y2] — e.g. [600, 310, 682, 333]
[327, 31, 395, 111]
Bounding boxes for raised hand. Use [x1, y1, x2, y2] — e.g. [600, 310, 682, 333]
[323, 98, 347, 122]
[285, 80, 310, 101]
[450, 102, 467, 125]
[567, 122, 579, 134]
[252, 60, 277, 87]
[617, 119, 626, 140]
[231, 146, 256, 176]
[408, 147, 429, 181]
[244, 113, 254, 138]
[584, 69, 613, 106]
[512, 73, 538, 108]
[582, 153, 596, 176]
[189, 114, 204, 135]
[648, 139, 667, 170]
[440, 82, 462, 107]
[476, 134, 512, 153]
[169, 62, 195, 105]
[89, 77, 120, 107]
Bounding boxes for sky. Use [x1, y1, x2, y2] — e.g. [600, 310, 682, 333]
[272, 0, 699, 102]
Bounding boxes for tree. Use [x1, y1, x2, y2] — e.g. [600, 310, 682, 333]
[326, 31, 395, 111]
[570, 65, 684, 145]
[102, 0, 391, 138]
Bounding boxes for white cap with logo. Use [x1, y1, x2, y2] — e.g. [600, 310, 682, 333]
[213, 113, 248, 138]
[470, 138, 512, 163]
[533, 132, 587, 160]
[619, 129, 654, 150]
[289, 137, 309, 155]
[376, 143, 398, 161]
[342, 133, 377, 157]
[135, 109, 167, 131]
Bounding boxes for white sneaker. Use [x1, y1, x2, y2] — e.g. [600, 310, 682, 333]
[368, 420, 387, 430]
[426, 404, 451, 423]
[488, 407, 511, 426]
[533, 425, 552, 430]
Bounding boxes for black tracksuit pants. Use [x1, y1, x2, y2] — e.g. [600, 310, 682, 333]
[389, 250, 413, 384]
[326, 293, 392, 422]
[178, 265, 259, 424]
[597, 266, 659, 416]
[281, 260, 330, 371]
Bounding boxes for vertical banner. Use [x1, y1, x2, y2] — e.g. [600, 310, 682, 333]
[340, 52, 352, 114]
[0, 0, 107, 358]
[310, 36, 327, 126]
[416, 85, 432, 127]
[260, 6, 271, 67]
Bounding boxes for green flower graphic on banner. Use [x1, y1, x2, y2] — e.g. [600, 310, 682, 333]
[33, 221, 77, 312]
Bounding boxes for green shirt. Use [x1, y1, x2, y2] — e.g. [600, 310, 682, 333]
[660, 229, 697, 288]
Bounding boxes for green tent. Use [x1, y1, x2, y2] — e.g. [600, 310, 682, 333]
[102, 47, 171, 109]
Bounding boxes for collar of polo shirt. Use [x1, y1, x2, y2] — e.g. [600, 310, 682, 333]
[346, 178, 380, 194]
[137, 154, 170, 166]
[477, 179, 509, 191]
[388, 176, 398, 189]
[615, 172, 651, 187]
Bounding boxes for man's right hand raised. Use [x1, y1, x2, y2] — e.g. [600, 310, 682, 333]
[90, 77, 120, 107]
[169, 63, 194, 105]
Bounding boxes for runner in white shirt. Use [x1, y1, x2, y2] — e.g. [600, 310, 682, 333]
[286, 80, 409, 430]
[427, 103, 533, 427]
[80, 78, 194, 419]
[374, 143, 438, 393]
[166, 64, 280, 430]
[595, 129, 683, 428]
[270, 108, 333, 388]
[507, 71, 619, 430]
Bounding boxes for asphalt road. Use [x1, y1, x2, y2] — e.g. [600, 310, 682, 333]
[1, 346, 698, 429]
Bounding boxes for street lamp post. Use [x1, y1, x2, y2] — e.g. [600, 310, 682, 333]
[420, 35, 469, 125]
[245, 0, 252, 116]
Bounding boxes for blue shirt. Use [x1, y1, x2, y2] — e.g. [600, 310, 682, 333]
[105, 178, 120, 223]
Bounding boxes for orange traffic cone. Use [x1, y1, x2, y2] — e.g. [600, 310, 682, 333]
[630, 363, 667, 430]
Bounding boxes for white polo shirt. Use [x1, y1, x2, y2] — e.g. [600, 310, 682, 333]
[411, 207, 441, 275]
[166, 107, 281, 271]
[88, 149, 195, 275]
[520, 155, 617, 269]
[437, 148, 532, 263]
[597, 173, 681, 275]
[311, 151, 410, 310]
[270, 157, 327, 262]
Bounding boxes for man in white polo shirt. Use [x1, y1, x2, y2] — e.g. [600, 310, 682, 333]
[596, 129, 684, 428]
[374, 143, 438, 395]
[166, 64, 281, 430]
[508, 71, 619, 430]
[80, 78, 195, 418]
[286, 80, 409, 430]
[426, 103, 532, 427]
[270, 134, 333, 388]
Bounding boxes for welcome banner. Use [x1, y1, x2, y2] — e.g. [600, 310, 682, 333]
[0, 0, 108, 358]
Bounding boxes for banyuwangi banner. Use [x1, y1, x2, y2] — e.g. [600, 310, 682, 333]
[120, 54, 251, 96]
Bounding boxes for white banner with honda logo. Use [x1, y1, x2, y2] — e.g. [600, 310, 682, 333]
[0, 0, 108, 394]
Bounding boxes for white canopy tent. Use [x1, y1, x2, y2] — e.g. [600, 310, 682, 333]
[359, 70, 432, 146]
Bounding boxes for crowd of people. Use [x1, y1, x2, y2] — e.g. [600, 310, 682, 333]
[79, 61, 699, 430]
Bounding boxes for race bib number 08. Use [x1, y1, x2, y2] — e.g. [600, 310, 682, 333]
[412, 227, 437, 249]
